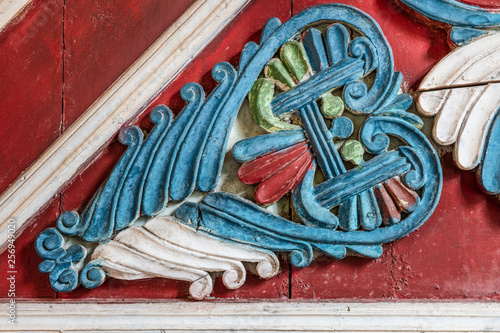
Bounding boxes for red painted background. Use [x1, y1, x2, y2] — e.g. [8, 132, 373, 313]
[0, 0, 499, 300]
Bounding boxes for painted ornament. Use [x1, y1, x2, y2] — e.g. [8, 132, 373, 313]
[35, 3, 444, 299]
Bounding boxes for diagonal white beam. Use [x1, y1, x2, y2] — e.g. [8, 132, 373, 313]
[0, 0, 32, 31]
[0, 0, 251, 252]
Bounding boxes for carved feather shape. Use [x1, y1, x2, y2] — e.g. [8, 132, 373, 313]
[417, 33, 500, 194]
[91, 216, 280, 300]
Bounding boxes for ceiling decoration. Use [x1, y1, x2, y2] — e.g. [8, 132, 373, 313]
[34, 0, 499, 299]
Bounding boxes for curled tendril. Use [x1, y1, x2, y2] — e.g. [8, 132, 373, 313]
[359, 118, 391, 155]
[149, 105, 172, 125]
[404, 170, 425, 190]
[222, 267, 246, 290]
[343, 81, 369, 113]
[211, 62, 236, 83]
[80, 260, 107, 289]
[56, 211, 82, 236]
[399, 146, 427, 190]
[180, 82, 205, 103]
[49, 264, 79, 292]
[188, 274, 213, 301]
[349, 37, 377, 74]
[290, 247, 313, 268]
[35, 228, 65, 260]
[118, 126, 143, 146]
[255, 254, 280, 279]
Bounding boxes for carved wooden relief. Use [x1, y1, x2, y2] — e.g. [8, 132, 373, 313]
[33, 0, 499, 300]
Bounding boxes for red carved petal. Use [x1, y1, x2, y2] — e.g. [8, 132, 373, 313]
[238, 141, 310, 185]
[254, 150, 314, 205]
[374, 183, 401, 225]
[384, 176, 419, 213]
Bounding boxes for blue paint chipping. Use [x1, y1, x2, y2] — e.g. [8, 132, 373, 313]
[450, 26, 487, 45]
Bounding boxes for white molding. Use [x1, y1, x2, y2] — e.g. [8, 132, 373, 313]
[0, 0, 31, 31]
[3, 301, 499, 332]
[0, 0, 251, 252]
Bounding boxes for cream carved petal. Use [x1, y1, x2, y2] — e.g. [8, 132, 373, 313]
[91, 215, 281, 299]
[113, 226, 247, 290]
[92, 239, 214, 300]
[417, 33, 500, 170]
[144, 216, 280, 279]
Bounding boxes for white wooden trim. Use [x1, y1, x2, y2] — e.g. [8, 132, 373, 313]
[0, 0, 31, 31]
[3, 301, 499, 332]
[0, 0, 251, 252]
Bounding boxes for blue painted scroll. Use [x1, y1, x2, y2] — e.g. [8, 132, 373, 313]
[399, 0, 499, 44]
[35, 3, 443, 293]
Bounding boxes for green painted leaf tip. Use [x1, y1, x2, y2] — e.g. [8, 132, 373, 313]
[280, 41, 311, 83]
[341, 140, 365, 165]
[321, 93, 344, 118]
[264, 58, 295, 91]
[249, 78, 299, 132]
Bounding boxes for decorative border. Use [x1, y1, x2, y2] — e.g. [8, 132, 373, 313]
[3, 301, 499, 332]
[0, 0, 252, 253]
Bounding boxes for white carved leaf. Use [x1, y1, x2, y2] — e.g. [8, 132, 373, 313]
[417, 33, 500, 170]
[92, 216, 280, 300]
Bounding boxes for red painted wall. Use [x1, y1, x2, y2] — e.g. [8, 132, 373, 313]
[1, 0, 499, 300]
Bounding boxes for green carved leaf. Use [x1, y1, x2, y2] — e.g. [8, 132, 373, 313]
[321, 93, 344, 118]
[341, 140, 365, 165]
[264, 58, 295, 91]
[249, 78, 300, 132]
[280, 41, 311, 83]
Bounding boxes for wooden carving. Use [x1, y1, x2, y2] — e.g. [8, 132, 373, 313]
[41, 1, 500, 300]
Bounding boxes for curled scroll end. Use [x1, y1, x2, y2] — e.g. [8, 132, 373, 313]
[256, 253, 280, 279]
[49, 265, 80, 293]
[35, 228, 65, 259]
[56, 211, 81, 236]
[189, 274, 213, 300]
[222, 268, 246, 290]
[118, 125, 143, 146]
[80, 260, 107, 289]
[149, 105, 173, 125]
[290, 248, 312, 268]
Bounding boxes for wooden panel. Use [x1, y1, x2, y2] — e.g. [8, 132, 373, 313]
[2, 0, 500, 301]
[57, 0, 292, 300]
[392, 153, 500, 299]
[63, 0, 197, 128]
[0, 200, 59, 298]
[0, 0, 63, 194]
